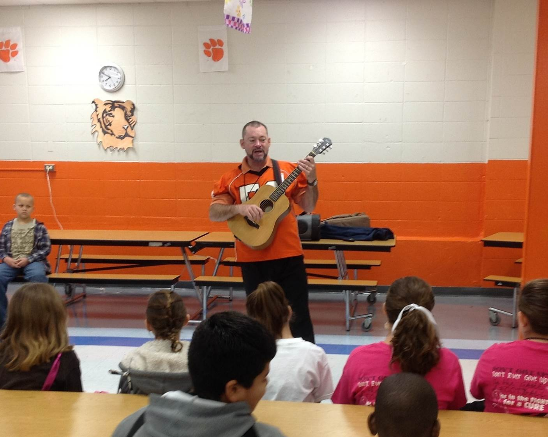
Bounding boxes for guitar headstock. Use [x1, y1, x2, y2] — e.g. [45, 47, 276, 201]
[310, 137, 332, 157]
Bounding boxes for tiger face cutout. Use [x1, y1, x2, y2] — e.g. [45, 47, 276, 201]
[91, 99, 136, 150]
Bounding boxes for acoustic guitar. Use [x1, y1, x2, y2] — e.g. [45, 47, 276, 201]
[228, 138, 332, 250]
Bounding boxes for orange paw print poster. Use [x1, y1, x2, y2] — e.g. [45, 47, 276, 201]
[0, 27, 24, 72]
[199, 26, 228, 72]
[203, 39, 224, 62]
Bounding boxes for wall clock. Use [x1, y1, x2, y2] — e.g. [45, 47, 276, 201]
[98, 63, 125, 92]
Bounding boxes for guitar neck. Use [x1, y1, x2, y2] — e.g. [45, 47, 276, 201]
[270, 152, 316, 202]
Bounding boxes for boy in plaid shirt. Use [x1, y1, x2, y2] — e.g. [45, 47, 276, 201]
[0, 193, 51, 328]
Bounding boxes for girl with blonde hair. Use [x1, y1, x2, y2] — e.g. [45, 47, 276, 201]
[332, 276, 466, 409]
[0, 283, 82, 391]
[246, 281, 333, 402]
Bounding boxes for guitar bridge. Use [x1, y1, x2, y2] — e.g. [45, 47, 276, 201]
[245, 217, 260, 229]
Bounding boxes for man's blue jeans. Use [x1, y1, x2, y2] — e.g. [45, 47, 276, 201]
[0, 261, 48, 329]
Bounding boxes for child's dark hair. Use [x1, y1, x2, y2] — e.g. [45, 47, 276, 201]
[385, 276, 440, 376]
[372, 373, 439, 437]
[519, 278, 548, 335]
[188, 311, 276, 401]
[246, 281, 290, 339]
[146, 290, 187, 352]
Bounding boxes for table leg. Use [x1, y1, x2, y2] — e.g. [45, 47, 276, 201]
[333, 248, 349, 280]
[201, 247, 228, 319]
[75, 245, 84, 271]
[187, 247, 227, 322]
[180, 247, 196, 282]
[211, 248, 225, 276]
[66, 245, 75, 272]
[181, 247, 204, 318]
[344, 289, 351, 331]
[512, 286, 518, 328]
[55, 245, 63, 273]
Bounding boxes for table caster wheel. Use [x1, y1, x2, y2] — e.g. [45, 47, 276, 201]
[367, 293, 376, 304]
[362, 318, 372, 332]
[64, 284, 74, 297]
[489, 311, 501, 326]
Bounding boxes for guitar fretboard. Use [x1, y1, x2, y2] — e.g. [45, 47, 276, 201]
[269, 152, 317, 202]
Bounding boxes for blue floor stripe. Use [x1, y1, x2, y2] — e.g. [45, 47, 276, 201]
[450, 348, 485, 359]
[319, 344, 485, 359]
[71, 336, 485, 359]
[318, 343, 357, 355]
[71, 336, 150, 347]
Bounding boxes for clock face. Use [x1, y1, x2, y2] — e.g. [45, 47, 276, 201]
[99, 64, 125, 92]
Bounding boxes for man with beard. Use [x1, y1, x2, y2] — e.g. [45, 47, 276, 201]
[209, 121, 318, 343]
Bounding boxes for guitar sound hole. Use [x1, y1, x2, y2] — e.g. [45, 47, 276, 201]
[260, 199, 274, 213]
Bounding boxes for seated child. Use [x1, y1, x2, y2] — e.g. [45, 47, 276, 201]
[246, 281, 333, 402]
[470, 278, 548, 415]
[120, 290, 190, 372]
[0, 193, 51, 328]
[112, 311, 286, 437]
[332, 276, 466, 410]
[0, 283, 83, 391]
[368, 373, 440, 437]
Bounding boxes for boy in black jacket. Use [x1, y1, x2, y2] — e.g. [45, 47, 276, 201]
[112, 311, 286, 437]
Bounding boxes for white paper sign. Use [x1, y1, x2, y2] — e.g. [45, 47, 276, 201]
[198, 26, 228, 73]
[0, 27, 24, 72]
[224, 0, 253, 34]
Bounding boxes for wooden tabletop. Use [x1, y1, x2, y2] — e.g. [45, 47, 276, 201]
[1, 391, 546, 437]
[255, 401, 548, 437]
[301, 237, 396, 252]
[192, 231, 237, 248]
[0, 390, 148, 437]
[48, 273, 181, 286]
[194, 232, 396, 252]
[482, 232, 524, 248]
[49, 230, 208, 247]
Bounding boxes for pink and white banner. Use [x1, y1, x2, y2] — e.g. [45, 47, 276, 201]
[0, 27, 24, 72]
[199, 26, 228, 73]
[224, 0, 253, 34]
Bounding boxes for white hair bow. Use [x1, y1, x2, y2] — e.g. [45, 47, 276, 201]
[391, 303, 438, 334]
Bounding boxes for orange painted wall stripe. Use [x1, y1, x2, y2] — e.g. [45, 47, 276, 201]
[0, 160, 527, 287]
[523, 0, 548, 282]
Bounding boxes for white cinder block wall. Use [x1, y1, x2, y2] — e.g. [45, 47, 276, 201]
[0, 0, 537, 163]
[488, 0, 537, 160]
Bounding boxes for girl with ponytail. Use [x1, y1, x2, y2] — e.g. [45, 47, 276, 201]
[120, 290, 190, 372]
[246, 281, 333, 402]
[332, 276, 466, 410]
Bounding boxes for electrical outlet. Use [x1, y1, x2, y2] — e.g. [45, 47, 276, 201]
[44, 164, 56, 172]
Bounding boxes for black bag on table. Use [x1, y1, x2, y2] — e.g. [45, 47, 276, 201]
[320, 223, 394, 242]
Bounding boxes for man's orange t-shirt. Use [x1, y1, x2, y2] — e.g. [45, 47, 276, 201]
[211, 156, 307, 262]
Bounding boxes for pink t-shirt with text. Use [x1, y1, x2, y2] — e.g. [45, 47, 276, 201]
[331, 342, 466, 410]
[470, 340, 548, 415]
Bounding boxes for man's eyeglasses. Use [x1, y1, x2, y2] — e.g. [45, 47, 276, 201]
[245, 137, 268, 145]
